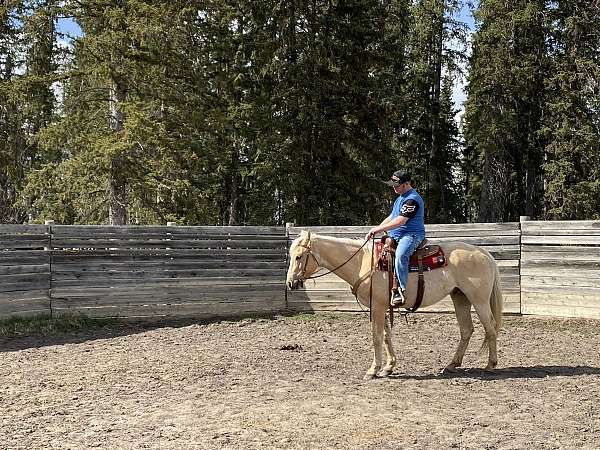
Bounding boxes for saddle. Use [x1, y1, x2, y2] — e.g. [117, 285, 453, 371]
[375, 236, 447, 313]
[375, 237, 446, 272]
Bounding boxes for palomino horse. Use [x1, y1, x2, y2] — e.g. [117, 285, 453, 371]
[286, 231, 503, 380]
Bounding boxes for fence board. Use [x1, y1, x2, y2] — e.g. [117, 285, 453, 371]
[521, 220, 600, 230]
[51, 225, 283, 235]
[0, 297, 51, 315]
[0, 224, 48, 234]
[521, 293, 600, 319]
[521, 235, 600, 246]
[0, 264, 50, 275]
[52, 261, 286, 271]
[52, 298, 284, 319]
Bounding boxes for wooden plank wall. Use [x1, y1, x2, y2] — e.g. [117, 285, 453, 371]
[521, 220, 600, 319]
[50, 226, 288, 319]
[0, 225, 51, 318]
[287, 223, 521, 314]
[3, 221, 600, 321]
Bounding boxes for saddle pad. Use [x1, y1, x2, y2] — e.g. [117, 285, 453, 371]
[409, 246, 447, 272]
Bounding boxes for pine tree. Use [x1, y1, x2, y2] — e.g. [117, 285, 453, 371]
[464, 0, 547, 222]
[396, 0, 467, 223]
[0, 1, 25, 222]
[1, 0, 58, 222]
[543, 0, 600, 219]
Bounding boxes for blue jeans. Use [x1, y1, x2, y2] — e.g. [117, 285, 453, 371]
[394, 232, 426, 291]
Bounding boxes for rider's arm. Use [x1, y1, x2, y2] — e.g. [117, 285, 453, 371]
[367, 215, 408, 238]
[373, 215, 409, 234]
[366, 199, 419, 239]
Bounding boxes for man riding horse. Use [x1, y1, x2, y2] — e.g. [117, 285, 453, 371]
[366, 170, 426, 308]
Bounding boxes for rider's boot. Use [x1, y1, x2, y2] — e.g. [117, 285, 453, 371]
[390, 289, 406, 308]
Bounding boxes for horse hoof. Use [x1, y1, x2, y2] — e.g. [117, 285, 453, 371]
[441, 365, 459, 375]
[377, 368, 393, 378]
[363, 373, 377, 381]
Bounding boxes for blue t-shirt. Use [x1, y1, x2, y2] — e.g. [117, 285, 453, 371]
[388, 188, 425, 240]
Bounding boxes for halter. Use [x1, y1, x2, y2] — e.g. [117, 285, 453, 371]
[294, 242, 319, 283]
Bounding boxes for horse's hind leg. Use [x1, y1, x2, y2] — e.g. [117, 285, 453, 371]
[471, 295, 498, 370]
[378, 315, 396, 377]
[445, 289, 474, 372]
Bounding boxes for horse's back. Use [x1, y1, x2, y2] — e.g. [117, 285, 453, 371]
[432, 241, 497, 280]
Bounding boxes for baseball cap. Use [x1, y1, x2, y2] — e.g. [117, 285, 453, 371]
[385, 170, 411, 187]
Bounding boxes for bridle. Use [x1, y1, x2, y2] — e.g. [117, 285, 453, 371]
[293, 243, 317, 285]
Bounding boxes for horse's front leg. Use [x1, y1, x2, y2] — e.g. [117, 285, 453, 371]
[364, 303, 386, 380]
[379, 315, 396, 377]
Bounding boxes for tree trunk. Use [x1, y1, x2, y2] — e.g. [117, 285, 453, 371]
[108, 78, 127, 225]
[479, 152, 509, 222]
[227, 138, 240, 226]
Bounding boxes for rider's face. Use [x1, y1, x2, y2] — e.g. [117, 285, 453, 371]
[394, 182, 410, 194]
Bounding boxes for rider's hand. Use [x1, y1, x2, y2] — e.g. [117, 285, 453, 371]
[365, 228, 378, 240]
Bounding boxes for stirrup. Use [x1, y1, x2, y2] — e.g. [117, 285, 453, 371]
[390, 290, 406, 308]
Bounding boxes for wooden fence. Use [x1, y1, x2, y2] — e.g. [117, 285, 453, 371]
[1, 221, 600, 320]
[49, 225, 288, 318]
[0, 225, 287, 319]
[521, 220, 600, 319]
[287, 223, 521, 314]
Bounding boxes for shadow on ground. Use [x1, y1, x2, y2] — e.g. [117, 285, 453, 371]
[0, 312, 282, 353]
[389, 365, 600, 381]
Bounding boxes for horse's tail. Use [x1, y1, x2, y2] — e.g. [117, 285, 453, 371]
[490, 261, 503, 333]
[480, 257, 503, 353]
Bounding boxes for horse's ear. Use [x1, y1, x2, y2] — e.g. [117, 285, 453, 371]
[299, 229, 311, 243]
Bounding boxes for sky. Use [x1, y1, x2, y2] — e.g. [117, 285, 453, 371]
[56, 16, 81, 38]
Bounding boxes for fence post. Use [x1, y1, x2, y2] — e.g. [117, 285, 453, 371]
[44, 220, 54, 317]
[166, 222, 176, 251]
[284, 223, 295, 310]
[44, 220, 54, 251]
[518, 216, 529, 315]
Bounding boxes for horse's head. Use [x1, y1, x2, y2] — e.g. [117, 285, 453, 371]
[287, 230, 319, 290]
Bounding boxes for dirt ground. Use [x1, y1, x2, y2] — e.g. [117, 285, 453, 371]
[1, 312, 600, 450]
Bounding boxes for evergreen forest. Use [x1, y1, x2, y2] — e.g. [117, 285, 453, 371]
[1, 0, 599, 226]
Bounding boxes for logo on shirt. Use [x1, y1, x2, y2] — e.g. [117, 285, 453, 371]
[401, 204, 416, 214]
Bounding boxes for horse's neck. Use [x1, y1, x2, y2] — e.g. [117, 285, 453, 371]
[312, 236, 365, 283]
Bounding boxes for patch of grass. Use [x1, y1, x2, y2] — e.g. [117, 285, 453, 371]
[0, 313, 118, 338]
